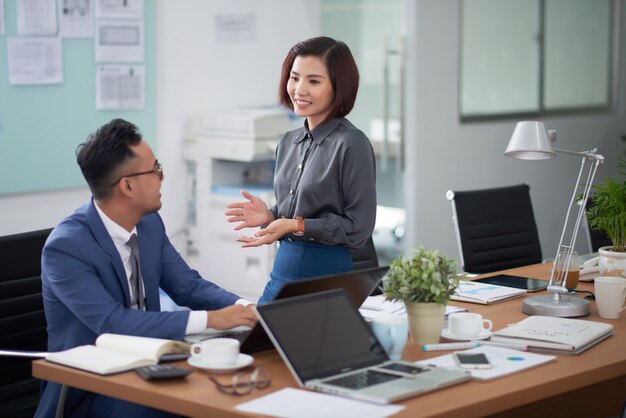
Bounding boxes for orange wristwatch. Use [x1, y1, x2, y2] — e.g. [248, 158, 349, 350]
[293, 216, 305, 236]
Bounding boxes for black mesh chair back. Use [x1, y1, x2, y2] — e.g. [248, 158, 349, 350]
[0, 228, 52, 418]
[350, 236, 382, 294]
[351, 236, 379, 270]
[446, 184, 542, 273]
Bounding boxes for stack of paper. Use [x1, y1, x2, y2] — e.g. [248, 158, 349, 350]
[490, 315, 613, 355]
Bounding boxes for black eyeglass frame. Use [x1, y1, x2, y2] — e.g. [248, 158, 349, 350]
[209, 367, 271, 396]
[110, 161, 163, 187]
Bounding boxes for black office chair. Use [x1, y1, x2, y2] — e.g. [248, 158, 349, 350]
[446, 184, 543, 274]
[0, 228, 52, 418]
[583, 198, 613, 252]
[351, 236, 382, 295]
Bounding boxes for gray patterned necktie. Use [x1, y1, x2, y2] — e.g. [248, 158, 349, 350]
[127, 234, 146, 310]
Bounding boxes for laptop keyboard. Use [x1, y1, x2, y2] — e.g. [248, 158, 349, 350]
[325, 370, 401, 390]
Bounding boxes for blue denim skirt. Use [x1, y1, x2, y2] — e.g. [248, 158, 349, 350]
[258, 239, 352, 304]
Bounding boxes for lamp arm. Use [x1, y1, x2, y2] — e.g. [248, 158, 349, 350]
[547, 156, 603, 295]
[554, 148, 605, 162]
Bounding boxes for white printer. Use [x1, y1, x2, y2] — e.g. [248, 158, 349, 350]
[184, 108, 293, 161]
[183, 108, 292, 300]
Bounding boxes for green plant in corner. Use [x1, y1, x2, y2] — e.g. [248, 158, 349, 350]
[586, 157, 626, 252]
[383, 246, 463, 305]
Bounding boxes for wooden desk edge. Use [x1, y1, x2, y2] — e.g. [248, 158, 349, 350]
[32, 361, 250, 418]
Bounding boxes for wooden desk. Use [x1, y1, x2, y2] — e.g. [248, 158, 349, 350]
[33, 263, 626, 418]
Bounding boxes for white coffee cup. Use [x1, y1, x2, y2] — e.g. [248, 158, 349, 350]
[448, 312, 492, 337]
[191, 338, 240, 366]
[594, 276, 626, 319]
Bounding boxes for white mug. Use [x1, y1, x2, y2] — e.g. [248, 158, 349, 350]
[448, 312, 492, 337]
[371, 315, 409, 361]
[594, 276, 626, 319]
[191, 338, 240, 366]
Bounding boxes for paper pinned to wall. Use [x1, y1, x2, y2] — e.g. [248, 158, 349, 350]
[215, 13, 256, 43]
[7, 37, 63, 85]
[58, 0, 94, 38]
[95, 19, 144, 62]
[95, 0, 143, 19]
[0, 0, 5, 35]
[17, 0, 58, 36]
[96, 64, 144, 110]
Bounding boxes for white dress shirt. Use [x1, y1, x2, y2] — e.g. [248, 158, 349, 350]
[94, 202, 250, 335]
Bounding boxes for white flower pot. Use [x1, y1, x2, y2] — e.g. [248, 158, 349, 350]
[404, 302, 446, 345]
[599, 246, 626, 278]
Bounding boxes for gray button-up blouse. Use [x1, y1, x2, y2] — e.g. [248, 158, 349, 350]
[269, 117, 376, 249]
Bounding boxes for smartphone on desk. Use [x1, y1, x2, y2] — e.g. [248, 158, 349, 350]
[452, 352, 492, 369]
[473, 274, 548, 292]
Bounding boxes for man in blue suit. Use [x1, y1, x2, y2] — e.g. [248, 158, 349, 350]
[36, 119, 257, 417]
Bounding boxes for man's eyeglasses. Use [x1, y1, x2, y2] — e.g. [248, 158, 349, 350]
[209, 367, 271, 396]
[110, 161, 163, 187]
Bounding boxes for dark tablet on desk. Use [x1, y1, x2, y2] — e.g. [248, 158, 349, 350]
[473, 274, 548, 292]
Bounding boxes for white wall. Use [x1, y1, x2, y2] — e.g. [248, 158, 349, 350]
[404, 0, 626, 263]
[0, 187, 90, 235]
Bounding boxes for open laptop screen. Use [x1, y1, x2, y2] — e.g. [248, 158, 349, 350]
[256, 289, 388, 382]
[239, 265, 389, 354]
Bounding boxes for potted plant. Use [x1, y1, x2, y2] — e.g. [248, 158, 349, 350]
[586, 157, 626, 277]
[383, 246, 463, 345]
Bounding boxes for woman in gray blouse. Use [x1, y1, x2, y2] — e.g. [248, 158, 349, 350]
[226, 36, 377, 304]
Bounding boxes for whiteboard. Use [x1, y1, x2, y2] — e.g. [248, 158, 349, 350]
[0, 0, 156, 195]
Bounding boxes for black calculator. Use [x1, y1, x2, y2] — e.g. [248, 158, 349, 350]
[135, 364, 192, 381]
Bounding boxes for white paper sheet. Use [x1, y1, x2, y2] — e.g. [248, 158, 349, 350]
[215, 13, 256, 43]
[96, 64, 144, 109]
[17, 0, 58, 36]
[7, 37, 63, 85]
[0, 0, 5, 35]
[416, 345, 555, 380]
[95, 0, 143, 19]
[95, 19, 144, 62]
[235, 388, 405, 418]
[58, 0, 93, 38]
[359, 295, 467, 320]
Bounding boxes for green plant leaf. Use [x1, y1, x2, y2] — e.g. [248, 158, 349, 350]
[383, 246, 464, 305]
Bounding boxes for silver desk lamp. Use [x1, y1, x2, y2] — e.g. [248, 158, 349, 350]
[505, 121, 604, 317]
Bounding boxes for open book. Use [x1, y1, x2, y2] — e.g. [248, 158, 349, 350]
[491, 316, 613, 355]
[46, 333, 190, 375]
[450, 280, 526, 304]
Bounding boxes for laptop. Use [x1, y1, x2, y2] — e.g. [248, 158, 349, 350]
[185, 266, 389, 354]
[255, 289, 471, 404]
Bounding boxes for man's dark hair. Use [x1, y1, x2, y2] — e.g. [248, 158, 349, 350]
[76, 118, 142, 199]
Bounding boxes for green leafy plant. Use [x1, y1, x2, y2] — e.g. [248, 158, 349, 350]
[383, 246, 463, 305]
[586, 157, 626, 252]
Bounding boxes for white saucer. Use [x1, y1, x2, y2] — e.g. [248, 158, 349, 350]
[187, 354, 254, 374]
[441, 328, 491, 341]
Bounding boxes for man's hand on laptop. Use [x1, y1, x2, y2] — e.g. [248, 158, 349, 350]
[206, 305, 257, 330]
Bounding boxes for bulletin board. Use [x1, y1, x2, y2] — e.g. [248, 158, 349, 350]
[0, 0, 156, 195]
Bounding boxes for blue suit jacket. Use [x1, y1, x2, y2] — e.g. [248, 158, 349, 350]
[35, 200, 239, 417]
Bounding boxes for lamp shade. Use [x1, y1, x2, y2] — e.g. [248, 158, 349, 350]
[505, 121, 556, 160]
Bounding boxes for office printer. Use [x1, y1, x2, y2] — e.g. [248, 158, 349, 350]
[184, 108, 293, 161]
